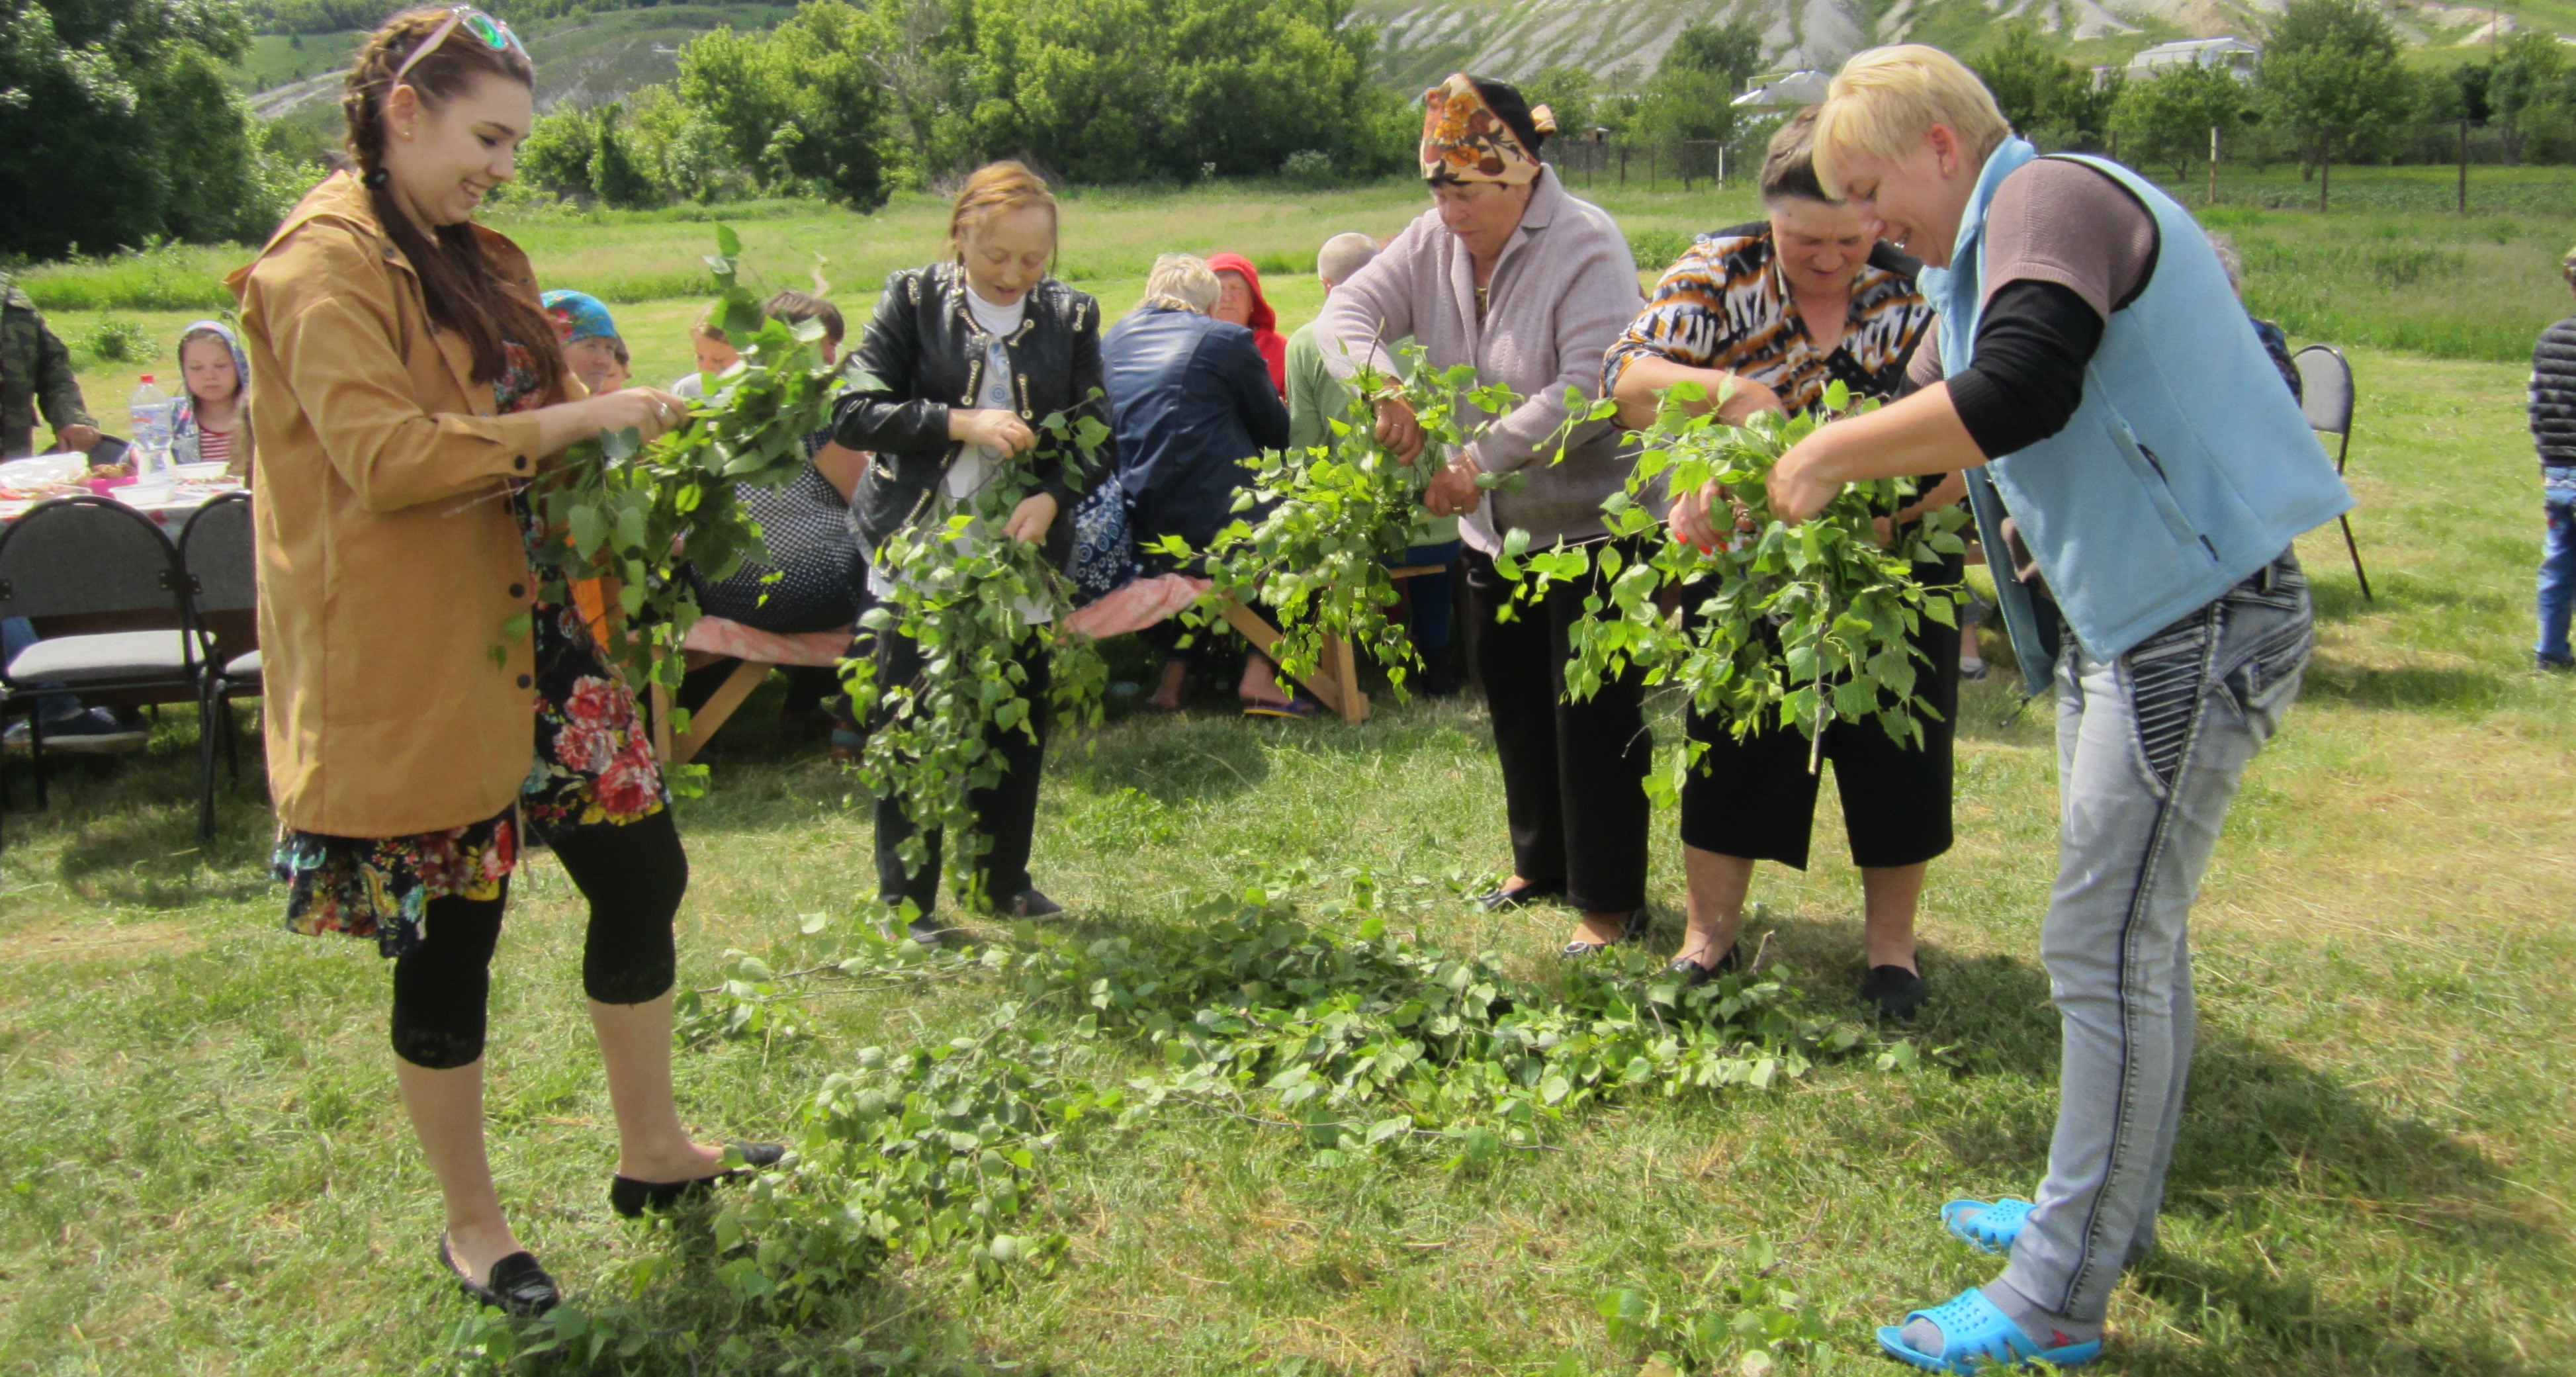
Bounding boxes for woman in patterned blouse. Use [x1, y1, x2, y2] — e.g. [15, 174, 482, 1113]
[1601, 109, 1963, 1020]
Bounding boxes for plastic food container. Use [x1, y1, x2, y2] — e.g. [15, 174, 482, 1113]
[173, 462, 232, 482]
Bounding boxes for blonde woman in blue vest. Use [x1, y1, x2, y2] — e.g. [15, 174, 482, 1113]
[1752, 46, 2351, 1372]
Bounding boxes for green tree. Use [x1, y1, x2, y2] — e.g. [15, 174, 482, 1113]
[1662, 18, 1763, 88]
[957, 0, 1386, 183]
[674, 0, 895, 209]
[2258, 0, 2411, 208]
[2111, 62, 2253, 181]
[1522, 62, 1596, 138]
[1968, 22, 2115, 145]
[626, 82, 748, 203]
[592, 103, 660, 208]
[1632, 18, 1763, 154]
[518, 103, 601, 199]
[0, 0, 296, 257]
[2489, 32, 2567, 164]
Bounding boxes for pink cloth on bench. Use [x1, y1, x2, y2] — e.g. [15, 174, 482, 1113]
[1063, 572, 1210, 639]
[680, 617, 850, 667]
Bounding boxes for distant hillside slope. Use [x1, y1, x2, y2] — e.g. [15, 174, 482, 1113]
[1355, 0, 2573, 89]
[239, 4, 791, 118]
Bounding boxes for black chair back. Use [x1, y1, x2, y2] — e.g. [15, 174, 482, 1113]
[0, 498, 193, 686]
[178, 492, 257, 616]
[2293, 345, 2356, 449]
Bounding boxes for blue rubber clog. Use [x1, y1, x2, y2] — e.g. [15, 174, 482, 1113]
[1876, 1288, 2102, 1374]
[1941, 1196, 2034, 1255]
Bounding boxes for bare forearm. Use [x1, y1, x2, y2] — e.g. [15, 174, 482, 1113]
[1895, 470, 1969, 523]
[1800, 382, 1987, 484]
[1611, 357, 1731, 430]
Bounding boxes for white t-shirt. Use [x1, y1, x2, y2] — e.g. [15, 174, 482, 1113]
[869, 283, 1047, 623]
[947, 286, 1026, 502]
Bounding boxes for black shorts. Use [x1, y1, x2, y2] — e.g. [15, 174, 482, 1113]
[1678, 558, 1962, 870]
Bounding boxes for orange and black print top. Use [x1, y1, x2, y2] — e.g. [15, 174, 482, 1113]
[1603, 222, 1934, 413]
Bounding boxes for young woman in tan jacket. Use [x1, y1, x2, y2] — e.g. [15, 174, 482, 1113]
[234, 7, 774, 1316]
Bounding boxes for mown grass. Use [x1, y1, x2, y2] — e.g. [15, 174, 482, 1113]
[1, 343, 2569, 1374]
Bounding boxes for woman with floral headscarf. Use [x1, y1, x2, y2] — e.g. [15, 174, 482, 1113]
[172, 320, 253, 481]
[1311, 73, 1655, 959]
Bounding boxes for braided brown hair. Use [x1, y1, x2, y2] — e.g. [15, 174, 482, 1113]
[341, 8, 564, 392]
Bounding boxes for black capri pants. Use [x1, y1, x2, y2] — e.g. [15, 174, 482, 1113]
[1462, 541, 1652, 914]
[1678, 555, 1963, 870]
[390, 808, 689, 1070]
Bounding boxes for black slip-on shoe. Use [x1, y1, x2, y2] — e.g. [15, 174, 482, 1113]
[1562, 907, 1654, 957]
[1005, 887, 1063, 919]
[610, 1142, 787, 1218]
[1664, 941, 1745, 987]
[1862, 964, 1929, 1020]
[440, 1235, 559, 1317]
[1472, 882, 1564, 912]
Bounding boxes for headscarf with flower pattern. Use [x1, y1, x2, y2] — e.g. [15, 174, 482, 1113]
[1419, 73, 1556, 185]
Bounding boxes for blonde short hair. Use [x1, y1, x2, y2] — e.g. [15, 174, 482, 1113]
[1140, 253, 1220, 314]
[1812, 45, 2012, 199]
[950, 160, 1058, 250]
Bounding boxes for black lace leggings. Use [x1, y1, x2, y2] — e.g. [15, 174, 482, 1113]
[389, 809, 689, 1069]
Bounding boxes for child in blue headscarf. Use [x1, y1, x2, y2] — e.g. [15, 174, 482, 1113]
[172, 320, 252, 481]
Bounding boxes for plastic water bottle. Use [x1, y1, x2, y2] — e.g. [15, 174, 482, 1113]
[127, 377, 174, 479]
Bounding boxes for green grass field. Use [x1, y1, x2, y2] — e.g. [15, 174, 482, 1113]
[5, 173, 2575, 1376]
[25, 165, 2576, 422]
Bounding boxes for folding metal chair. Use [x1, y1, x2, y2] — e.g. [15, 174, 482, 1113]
[0, 496, 205, 816]
[178, 492, 260, 839]
[2293, 343, 2371, 600]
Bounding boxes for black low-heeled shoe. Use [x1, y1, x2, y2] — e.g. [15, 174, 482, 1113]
[1664, 941, 1744, 987]
[609, 1142, 787, 1218]
[1861, 964, 1929, 1020]
[1472, 881, 1564, 912]
[439, 1234, 560, 1317]
[1561, 907, 1653, 957]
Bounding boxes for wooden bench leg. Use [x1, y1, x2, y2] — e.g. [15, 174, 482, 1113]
[1326, 632, 1368, 724]
[670, 660, 771, 766]
[1218, 598, 1345, 717]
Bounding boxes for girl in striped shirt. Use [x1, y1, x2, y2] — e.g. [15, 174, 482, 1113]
[173, 320, 252, 482]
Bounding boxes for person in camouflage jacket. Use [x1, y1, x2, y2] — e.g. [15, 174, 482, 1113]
[1, 281, 99, 460]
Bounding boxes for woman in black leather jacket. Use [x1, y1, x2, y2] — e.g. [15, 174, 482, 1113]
[829, 161, 1112, 939]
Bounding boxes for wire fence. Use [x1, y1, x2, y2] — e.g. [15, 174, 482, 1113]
[1543, 139, 1742, 193]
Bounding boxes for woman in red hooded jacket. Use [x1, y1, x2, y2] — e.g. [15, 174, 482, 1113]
[1206, 251, 1287, 396]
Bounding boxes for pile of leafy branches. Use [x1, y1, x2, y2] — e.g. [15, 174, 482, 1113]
[520, 226, 840, 791]
[836, 412, 1114, 911]
[683, 880, 1906, 1304]
[1163, 355, 1523, 697]
[453, 873, 1924, 1370]
[1506, 380, 1970, 798]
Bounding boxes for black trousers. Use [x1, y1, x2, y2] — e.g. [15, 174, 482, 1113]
[871, 627, 1050, 916]
[1462, 544, 1651, 914]
[389, 808, 689, 1070]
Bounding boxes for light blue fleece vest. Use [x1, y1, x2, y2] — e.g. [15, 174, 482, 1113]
[1923, 139, 2352, 660]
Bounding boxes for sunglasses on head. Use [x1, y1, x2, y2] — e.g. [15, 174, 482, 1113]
[390, 6, 528, 87]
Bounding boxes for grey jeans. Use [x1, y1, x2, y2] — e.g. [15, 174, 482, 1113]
[2000, 550, 2313, 1323]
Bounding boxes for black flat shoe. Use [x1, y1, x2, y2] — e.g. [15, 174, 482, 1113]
[1473, 881, 1564, 912]
[899, 913, 948, 946]
[439, 1234, 559, 1317]
[1664, 942, 1744, 987]
[1004, 887, 1062, 919]
[1562, 907, 1654, 957]
[1862, 964, 1929, 1020]
[609, 1142, 787, 1218]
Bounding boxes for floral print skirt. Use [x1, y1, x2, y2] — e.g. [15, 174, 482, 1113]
[274, 603, 668, 958]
